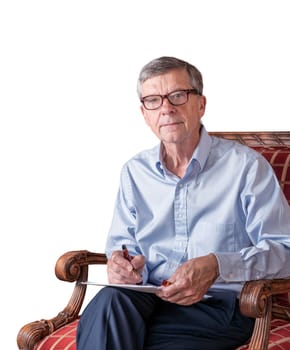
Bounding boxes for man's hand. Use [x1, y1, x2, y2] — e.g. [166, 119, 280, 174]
[107, 250, 145, 284]
[156, 254, 219, 305]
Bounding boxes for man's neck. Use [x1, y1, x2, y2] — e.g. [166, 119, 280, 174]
[162, 138, 199, 178]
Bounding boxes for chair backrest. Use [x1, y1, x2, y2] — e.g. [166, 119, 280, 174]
[210, 131, 290, 205]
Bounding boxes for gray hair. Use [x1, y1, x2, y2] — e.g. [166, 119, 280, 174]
[137, 56, 203, 98]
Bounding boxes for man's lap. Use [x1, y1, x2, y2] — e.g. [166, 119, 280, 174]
[77, 287, 254, 350]
[144, 289, 254, 350]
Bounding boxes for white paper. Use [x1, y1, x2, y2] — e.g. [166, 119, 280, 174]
[80, 281, 212, 299]
[80, 281, 160, 293]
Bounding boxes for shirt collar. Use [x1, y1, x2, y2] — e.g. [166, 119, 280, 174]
[155, 124, 212, 176]
[191, 125, 212, 172]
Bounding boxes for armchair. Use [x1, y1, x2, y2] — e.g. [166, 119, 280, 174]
[17, 131, 290, 350]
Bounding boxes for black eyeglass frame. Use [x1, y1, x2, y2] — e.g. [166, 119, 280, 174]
[140, 88, 201, 110]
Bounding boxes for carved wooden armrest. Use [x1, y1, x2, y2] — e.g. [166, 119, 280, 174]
[17, 250, 107, 350]
[239, 278, 290, 350]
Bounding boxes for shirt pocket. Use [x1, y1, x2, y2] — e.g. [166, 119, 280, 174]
[188, 220, 236, 258]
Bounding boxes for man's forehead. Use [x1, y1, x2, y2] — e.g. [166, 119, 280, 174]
[141, 69, 191, 94]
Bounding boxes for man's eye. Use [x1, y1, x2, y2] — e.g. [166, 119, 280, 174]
[171, 92, 183, 99]
[147, 96, 159, 103]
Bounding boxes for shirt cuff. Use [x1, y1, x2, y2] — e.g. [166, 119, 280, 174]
[214, 252, 245, 282]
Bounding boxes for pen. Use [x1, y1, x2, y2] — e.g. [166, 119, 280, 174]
[122, 244, 137, 277]
[122, 245, 143, 284]
[122, 244, 133, 262]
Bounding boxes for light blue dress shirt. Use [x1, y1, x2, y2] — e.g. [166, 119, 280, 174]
[105, 126, 290, 293]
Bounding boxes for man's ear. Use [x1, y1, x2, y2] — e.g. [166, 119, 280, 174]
[199, 95, 207, 115]
[140, 105, 145, 115]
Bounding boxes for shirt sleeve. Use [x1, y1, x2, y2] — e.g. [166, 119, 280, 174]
[105, 165, 149, 283]
[215, 154, 290, 282]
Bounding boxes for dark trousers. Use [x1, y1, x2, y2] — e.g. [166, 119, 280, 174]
[76, 287, 254, 350]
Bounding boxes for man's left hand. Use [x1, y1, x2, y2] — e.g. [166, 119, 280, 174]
[156, 253, 219, 305]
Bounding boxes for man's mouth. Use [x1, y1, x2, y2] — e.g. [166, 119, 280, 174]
[161, 121, 182, 128]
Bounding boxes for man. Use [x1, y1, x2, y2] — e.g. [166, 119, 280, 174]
[77, 56, 290, 349]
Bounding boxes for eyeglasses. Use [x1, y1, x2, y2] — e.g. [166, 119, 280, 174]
[141, 88, 201, 110]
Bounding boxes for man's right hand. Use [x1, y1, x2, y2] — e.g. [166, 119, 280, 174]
[107, 249, 144, 284]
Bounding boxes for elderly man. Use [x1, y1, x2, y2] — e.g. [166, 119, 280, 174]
[77, 56, 290, 350]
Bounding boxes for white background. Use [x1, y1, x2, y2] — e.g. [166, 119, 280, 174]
[1, 1, 289, 348]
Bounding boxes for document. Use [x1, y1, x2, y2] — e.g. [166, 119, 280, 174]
[80, 281, 160, 293]
[80, 281, 212, 299]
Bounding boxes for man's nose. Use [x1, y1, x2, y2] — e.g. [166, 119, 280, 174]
[160, 96, 176, 111]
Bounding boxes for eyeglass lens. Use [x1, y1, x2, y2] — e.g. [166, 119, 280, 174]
[142, 89, 198, 110]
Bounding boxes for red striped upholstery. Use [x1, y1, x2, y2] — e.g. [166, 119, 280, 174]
[237, 319, 290, 349]
[35, 317, 290, 350]
[35, 320, 78, 350]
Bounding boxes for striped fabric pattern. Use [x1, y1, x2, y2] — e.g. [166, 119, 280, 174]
[237, 319, 290, 349]
[35, 318, 290, 350]
[35, 319, 77, 350]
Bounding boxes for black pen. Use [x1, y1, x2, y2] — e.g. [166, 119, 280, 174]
[122, 244, 133, 262]
[122, 244, 144, 285]
[122, 244, 138, 277]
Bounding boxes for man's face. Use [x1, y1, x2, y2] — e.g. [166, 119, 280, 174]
[140, 68, 206, 145]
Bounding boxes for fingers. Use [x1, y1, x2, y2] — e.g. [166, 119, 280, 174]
[107, 251, 143, 284]
[107, 251, 218, 301]
[157, 281, 205, 305]
[156, 255, 219, 305]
